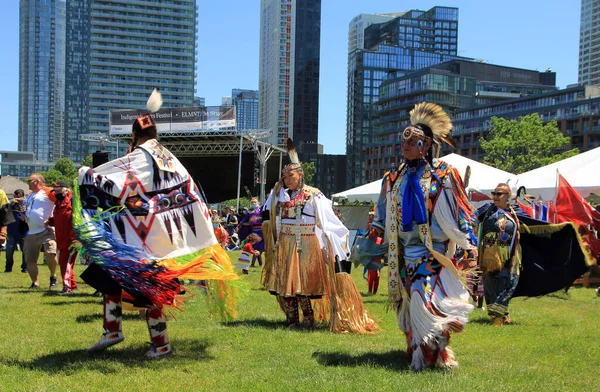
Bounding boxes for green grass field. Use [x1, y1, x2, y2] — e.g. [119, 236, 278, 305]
[0, 250, 598, 392]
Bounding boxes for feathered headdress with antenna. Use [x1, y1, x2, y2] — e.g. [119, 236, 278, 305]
[135, 88, 163, 131]
[404, 102, 456, 157]
[282, 138, 303, 174]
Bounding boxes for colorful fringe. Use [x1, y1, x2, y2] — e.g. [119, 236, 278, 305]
[72, 180, 240, 320]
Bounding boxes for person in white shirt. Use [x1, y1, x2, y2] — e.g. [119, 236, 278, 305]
[23, 173, 58, 289]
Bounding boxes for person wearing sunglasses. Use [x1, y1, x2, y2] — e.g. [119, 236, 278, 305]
[475, 183, 521, 326]
[369, 103, 478, 371]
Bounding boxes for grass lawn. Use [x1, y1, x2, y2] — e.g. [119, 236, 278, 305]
[0, 250, 598, 392]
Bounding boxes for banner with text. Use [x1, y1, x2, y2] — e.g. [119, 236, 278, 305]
[109, 106, 236, 134]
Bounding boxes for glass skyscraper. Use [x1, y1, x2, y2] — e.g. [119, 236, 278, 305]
[62, 0, 198, 163]
[87, 1, 197, 135]
[259, 0, 321, 163]
[19, 0, 66, 163]
[232, 89, 259, 130]
[346, 7, 461, 188]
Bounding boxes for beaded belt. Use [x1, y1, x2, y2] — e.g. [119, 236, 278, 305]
[280, 223, 315, 236]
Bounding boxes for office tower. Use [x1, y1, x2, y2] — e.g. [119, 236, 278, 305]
[578, 0, 600, 85]
[195, 97, 206, 106]
[258, 0, 321, 163]
[18, 0, 67, 163]
[346, 7, 462, 188]
[66, 0, 198, 163]
[65, 0, 91, 162]
[232, 89, 259, 130]
[348, 12, 405, 54]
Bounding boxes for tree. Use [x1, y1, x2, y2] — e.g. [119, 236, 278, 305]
[82, 154, 93, 168]
[301, 161, 315, 185]
[54, 158, 78, 180]
[42, 168, 67, 187]
[480, 114, 579, 174]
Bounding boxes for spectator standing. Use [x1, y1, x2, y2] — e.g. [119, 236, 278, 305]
[225, 206, 238, 236]
[23, 173, 58, 289]
[4, 189, 28, 273]
[47, 180, 78, 294]
[0, 188, 9, 254]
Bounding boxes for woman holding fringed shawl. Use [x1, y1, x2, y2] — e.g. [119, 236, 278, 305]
[370, 103, 478, 371]
[75, 90, 239, 358]
[261, 139, 378, 333]
[476, 183, 521, 326]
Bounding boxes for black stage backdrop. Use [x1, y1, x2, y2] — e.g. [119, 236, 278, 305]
[178, 153, 285, 203]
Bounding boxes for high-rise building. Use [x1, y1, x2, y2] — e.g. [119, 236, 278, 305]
[348, 12, 405, 54]
[367, 60, 557, 180]
[258, 0, 321, 164]
[65, 0, 198, 163]
[65, 0, 91, 163]
[18, 0, 67, 163]
[578, 0, 600, 85]
[232, 89, 259, 130]
[346, 7, 463, 188]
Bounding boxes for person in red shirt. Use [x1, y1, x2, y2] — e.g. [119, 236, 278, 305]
[48, 180, 78, 295]
[237, 233, 261, 274]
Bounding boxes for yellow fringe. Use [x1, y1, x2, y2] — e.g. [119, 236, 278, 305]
[325, 237, 380, 334]
[159, 244, 240, 320]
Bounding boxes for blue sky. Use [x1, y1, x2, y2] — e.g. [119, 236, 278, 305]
[0, 1, 580, 156]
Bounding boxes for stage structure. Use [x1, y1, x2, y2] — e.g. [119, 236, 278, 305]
[81, 105, 286, 208]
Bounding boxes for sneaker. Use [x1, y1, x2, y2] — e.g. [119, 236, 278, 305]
[29, 283, 41, 290]
[21, 268, 28, 273]
[58, 288, 74, 296]
[87, 331, 124, 353]
[4, 270, 12, 273]
[145, 343, 173, 359]
[49, 276, 58, 290]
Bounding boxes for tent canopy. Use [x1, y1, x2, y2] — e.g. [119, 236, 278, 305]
[515, 146, 600, 200]
[333, 153, 516, 203]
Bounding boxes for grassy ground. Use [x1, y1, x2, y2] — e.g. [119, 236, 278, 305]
[0, 250, 598, 392]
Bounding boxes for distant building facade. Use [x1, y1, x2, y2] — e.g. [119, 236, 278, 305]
[232, 89, 259, 130]
[346, 6, 465, 188]
[578, 0, 600, 85]
[366, 60, 558, 180]
[18, 0, 67, 163]
[259, 0, 321, 164]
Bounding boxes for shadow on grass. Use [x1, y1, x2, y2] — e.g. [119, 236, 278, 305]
[224, 317, 330, 332]
[0, 338, 213, 374]
[469, 318, 520, 326]
[76, 313, 144, 323]
[312, 349, 411, 372]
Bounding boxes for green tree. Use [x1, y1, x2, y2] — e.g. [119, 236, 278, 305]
[54, 158, 78, 180]
[81, 154, 93, 168]
[480, 114, 579, 174]
[301, 161, 315, 184]
[41, 168, 67, 187]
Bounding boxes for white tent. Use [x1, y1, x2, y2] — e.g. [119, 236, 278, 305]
[333, 154, 516, 203]
[515, 146, 600, 201]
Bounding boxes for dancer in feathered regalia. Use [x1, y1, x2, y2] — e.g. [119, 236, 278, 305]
[75, 89, 239, 358]
[261, 139, 378, 334]
[370, 103, 478, 370]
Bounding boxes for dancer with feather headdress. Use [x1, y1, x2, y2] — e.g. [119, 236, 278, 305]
[261, 139, 378, 334]
[75, 89, 239, 358]
[369, 103, 478, 370]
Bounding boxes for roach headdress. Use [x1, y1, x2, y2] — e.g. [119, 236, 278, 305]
[134, 89, 163, 132]
[404, 102, 456, 157]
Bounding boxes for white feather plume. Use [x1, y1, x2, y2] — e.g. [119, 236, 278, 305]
[146, 88, 163, 113]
